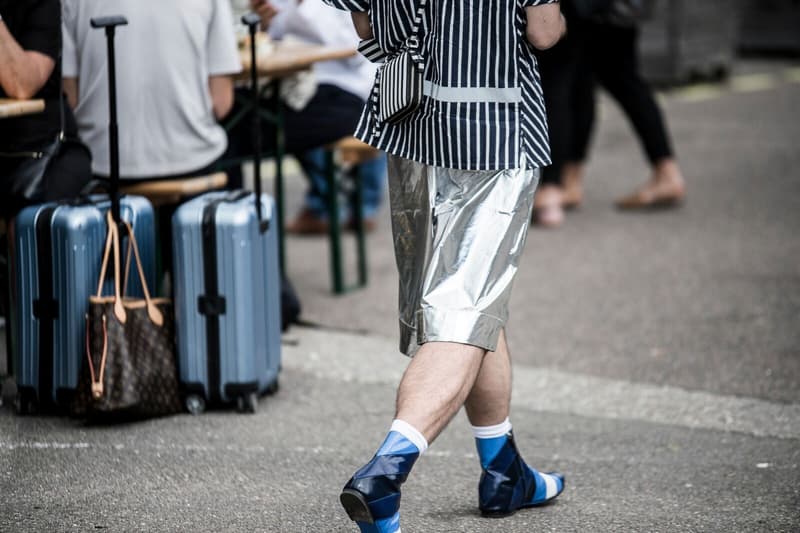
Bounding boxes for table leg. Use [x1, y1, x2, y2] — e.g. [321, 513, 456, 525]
[352, 166, 368, 288]
[325, 151, 344, 294]
[270, 80, 286, 276]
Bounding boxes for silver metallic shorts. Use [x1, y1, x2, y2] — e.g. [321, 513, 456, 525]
[387, 155, 540, 356]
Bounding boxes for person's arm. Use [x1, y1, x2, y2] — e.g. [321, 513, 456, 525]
[0, 18, 56, 99]
[208, 75, 234, 120]
[62, 0, 81, 110]
[63, 77, 79, 110]
[318, 0, 371, 38]
[250, 0, 280, 31]
[524, 1, 566, 50]
[350, 12, 372, 39]
[206, 1, 242, 121]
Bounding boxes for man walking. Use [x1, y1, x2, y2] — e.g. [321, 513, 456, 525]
[320, 1, 567, 531]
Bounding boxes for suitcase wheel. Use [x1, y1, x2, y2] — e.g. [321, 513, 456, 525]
[184, 394, 206, 416]
[236, 392, 258, 414]
[266, 378, 279, 395]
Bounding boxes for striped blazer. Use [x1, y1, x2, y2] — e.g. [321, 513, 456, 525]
[323, 0, 558, 171]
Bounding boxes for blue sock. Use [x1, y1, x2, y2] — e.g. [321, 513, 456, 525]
[471, 418, 513, 468]
[375, 419, 428, 459]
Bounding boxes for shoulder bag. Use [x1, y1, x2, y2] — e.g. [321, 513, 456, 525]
[0, 75, 89, 209]
[377, 0, 428, 124]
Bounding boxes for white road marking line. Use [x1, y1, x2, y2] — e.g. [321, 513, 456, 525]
[782, 67, 800, 84]
[666, 84, 725, 102]
[730, 73, 779, 93]
[662, 68, 798, 103]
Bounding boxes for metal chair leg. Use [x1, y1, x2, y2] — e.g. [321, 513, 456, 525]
[351, 167, 368, 288]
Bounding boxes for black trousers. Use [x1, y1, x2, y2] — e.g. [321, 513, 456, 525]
[538, 22, 674, 186]
[224, 84, 364, 189]
[537, 20, 595, 186]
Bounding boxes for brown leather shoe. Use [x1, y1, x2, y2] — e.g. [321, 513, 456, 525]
[286, 209, 329, 235]
[345, 216, 377, 233]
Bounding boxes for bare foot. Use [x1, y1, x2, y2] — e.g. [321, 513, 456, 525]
[616, 159, 686, 210]
[533, 185, 565, 227]
[561, 162, 585, 209]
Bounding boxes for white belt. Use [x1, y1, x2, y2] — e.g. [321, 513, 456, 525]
[422, 81, 522, 103]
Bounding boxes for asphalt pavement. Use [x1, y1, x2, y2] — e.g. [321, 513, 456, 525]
[1, 58, 799, 532]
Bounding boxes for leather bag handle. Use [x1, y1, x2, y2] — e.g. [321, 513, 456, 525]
[94, 211, 162, 325]
[121, 220, 163, 326]
[96, 211, 126, 323]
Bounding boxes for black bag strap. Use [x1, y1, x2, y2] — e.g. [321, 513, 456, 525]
[406, 0, 429, 54]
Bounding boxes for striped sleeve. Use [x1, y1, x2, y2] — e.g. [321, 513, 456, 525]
[321, 0, 370, 11]
[357, 38, 388, 63]
[520, 0, 559, 6]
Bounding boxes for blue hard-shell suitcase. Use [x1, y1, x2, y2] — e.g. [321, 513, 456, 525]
[172, 190, 281, 414]
[11, 196, 156, 413]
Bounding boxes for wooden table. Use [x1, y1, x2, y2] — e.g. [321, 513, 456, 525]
[238, 40, 357, 79]
[0, 98, 45, 119]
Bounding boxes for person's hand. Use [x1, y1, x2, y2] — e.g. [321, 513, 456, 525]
[250, 0, 279, 30]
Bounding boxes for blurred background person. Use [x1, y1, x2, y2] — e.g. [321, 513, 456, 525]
[0, 0, 91, 220]
[62, 0, 241, 274]
[534, 0, 686, 227]
[533, 0, 592, 226]
[0, 0, 91, 347]
[62, 0, 240, 182]
[238, 0, 384, 234]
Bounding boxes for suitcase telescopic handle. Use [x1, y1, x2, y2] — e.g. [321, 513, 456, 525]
[241, 13, 268, 234]
[90, 16, 128, 29]
[90, 15, 128, 227]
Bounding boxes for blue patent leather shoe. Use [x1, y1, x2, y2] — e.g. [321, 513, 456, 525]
[340, 434, 419, 533]
[478, 432, 565, 517]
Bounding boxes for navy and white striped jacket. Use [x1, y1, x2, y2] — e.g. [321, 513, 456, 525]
[322, 0, 558, 170]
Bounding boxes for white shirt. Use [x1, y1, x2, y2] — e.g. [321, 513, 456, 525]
[269, 0, 376, 101]
[62, 0, 242, 178]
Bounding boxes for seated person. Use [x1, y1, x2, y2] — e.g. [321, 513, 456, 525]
[229, 0, 385, 234]
[0, 0, 91, 220]
[61, 0, 241, 182]
[62, 0, 241, 274]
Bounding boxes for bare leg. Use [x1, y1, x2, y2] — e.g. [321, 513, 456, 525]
[464, 330, 512, 427]
[395, 341, 486, 443]
[652, 158, 685, 188]
[560, 161, 586, 209]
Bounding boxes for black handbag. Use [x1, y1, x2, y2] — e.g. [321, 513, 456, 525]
[0, 136, 61, 203]
[0, 76, 89, 210]
[72, 212, 182, 419]
[377, 0, 428, 124]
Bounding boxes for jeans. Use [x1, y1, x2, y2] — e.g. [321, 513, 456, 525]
[297, 149, 387, 221]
